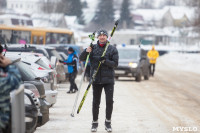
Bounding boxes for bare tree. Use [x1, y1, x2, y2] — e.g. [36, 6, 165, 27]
[139, 0, 155, 9]
[42, 0, 59, 13]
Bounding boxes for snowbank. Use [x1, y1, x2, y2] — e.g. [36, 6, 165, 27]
[159, 52, 200, 74]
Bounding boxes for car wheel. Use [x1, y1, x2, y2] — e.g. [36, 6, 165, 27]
[135, 70, 142, 82]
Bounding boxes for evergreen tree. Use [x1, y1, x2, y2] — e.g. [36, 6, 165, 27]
[0, 0, 6, 9]
[92, 0, 115, 27]
[120, 0, 132, 29]
[66, 0, 85, 24]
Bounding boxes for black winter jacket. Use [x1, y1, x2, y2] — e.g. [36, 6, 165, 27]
[79, 42, 118, 84]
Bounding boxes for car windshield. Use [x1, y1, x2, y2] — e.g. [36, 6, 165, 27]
[59, 52, 68, 60]
[35, 58, 50, 69]
[118, 49, 140, 60]
[46, 49, 62, 60]
[15, 62, 37, 81]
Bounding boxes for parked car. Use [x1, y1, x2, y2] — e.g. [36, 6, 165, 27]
[24, 89, 38, 133]
[13, 61, 50, 126]
[58, 52, 69, 79]
[6, 44, 66, 83]
[6, 52, 57, 90]
[6, 54, 58, 106]
[47, 44, 83, 56]
[115, 46, 150, 82]
[27, 44, 66, 82]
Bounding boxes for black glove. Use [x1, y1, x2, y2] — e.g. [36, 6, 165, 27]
[99, 57, 106, 63]
[59, 60, 64, 63]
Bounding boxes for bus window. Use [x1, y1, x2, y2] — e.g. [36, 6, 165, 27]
[46, 33, 71, 44]
[0, 30, 11, 43]
[20, 31, 31, 44]
[0, 30, 31, 44]
[0, 25, 74, 45]
[33, 36, 37, 44]
[10, 30, 18, 43]
[58, 34, 69, 44]
[46, 33, 57, 44]
[33, 36, 44, 44]
[39, 36, 44, 44]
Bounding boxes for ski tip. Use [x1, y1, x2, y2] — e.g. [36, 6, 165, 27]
[71, 113, 75, 117]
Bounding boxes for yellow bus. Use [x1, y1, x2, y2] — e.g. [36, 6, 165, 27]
[0, 25, 75, 45]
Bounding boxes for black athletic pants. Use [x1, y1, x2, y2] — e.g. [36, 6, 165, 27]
[92, 83, 114, 121]
[69, 72, 78, 91]
[149, 64, 156, 76]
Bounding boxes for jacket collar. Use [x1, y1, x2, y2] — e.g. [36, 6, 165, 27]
[97, 40, 107, 48]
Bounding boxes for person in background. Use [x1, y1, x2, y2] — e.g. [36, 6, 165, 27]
[79, 29, 119, 132]
[147, 45, 159, 76]
[59, 47, 78, 93]
[0, 44, 21, 133]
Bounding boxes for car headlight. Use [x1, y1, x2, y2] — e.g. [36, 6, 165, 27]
[128, 62, 138, 68]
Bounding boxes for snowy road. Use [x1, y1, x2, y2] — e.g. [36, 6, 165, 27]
[35, 55, 200, 133]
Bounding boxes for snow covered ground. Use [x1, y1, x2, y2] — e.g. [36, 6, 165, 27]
[159, 52, 200, 74]
[35, 50, 200, 133]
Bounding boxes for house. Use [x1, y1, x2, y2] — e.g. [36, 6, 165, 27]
[111, 29, 170, 46]
[0, 13, 33, 26]
[133, 6, 195, 28]
[162, 6, 195, 27]
[133, 8, 167, 27]
[31, 13, 67, 28]
[7, 0, 42, 14]
[131, 14, 145, 26]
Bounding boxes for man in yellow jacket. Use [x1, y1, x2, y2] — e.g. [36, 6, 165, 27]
[147, 45, 159, 76]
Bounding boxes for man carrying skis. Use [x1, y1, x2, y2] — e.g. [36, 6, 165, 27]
[59, 47, 78, 93]
[79, 29, 119, 132]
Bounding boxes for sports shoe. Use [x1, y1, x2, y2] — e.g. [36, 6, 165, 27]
[91, 121, 98, 132]
[66, 90, 74, 94]
[105, 119, 112, 132]
[73, 89, 78, 93]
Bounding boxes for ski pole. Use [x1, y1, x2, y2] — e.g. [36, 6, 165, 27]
[77, 20, 119, 114]
[71, 31, 96, 117]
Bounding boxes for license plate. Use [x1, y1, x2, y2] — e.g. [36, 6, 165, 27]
[115, 70, 125, 74]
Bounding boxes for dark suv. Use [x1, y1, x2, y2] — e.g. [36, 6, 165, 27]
[115, 46, 150, 82]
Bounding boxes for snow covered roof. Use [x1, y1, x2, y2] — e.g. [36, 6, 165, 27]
[133, 8, 167, 21]
[116, 29, 168, 36]
[31, 13, 65, 27]
[133, 6, 195, 22]
[65, 16, 77, 26]
[0, 14, 31, 20]
[163, 6, 195, 21]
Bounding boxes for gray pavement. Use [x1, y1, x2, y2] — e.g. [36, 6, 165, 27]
[35, 77, 169, 133]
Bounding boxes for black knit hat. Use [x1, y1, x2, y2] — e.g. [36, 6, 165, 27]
[97, 29, 108, 37]
[68, 47, 74, 52]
